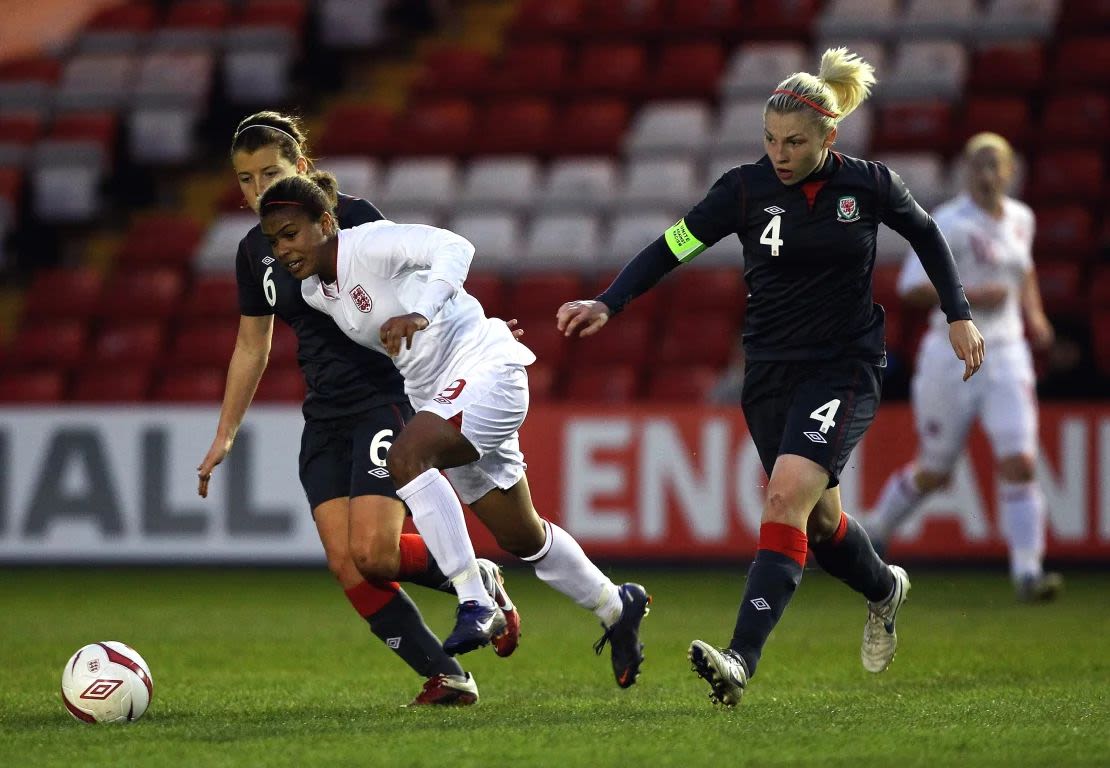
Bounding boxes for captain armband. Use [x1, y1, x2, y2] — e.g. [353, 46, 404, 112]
[664, 218, 707, 263]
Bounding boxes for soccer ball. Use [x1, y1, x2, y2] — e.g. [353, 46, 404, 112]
[60, 642, 154, 723]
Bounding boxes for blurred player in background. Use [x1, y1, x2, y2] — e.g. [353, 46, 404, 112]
[867, 132, 1062, 603]
[558, 48, 985, 707]
[257, 173, 651, 689]
[196, 112, 518, 706]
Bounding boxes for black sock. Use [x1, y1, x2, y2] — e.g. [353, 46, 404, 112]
[729, 550, 804, 678]
[367, 590, 463, 678]
[811, 513, 895, 603]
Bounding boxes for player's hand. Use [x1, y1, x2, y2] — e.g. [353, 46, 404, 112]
[380, 313, 429, 356]
[949, 319, 985, 381]
[506, 318, 524, 339]
[556, 300, 610, 338]
[197, 435, 233, 498]
[1026, 311, 1055, 350]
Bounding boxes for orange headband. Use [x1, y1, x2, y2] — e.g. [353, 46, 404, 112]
[771, 89, 839, 119]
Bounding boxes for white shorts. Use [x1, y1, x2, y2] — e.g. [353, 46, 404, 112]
[911, 332, 1038, 473]
[417, 362, 530, 504]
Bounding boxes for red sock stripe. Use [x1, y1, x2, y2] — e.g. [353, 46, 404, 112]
[831, 511, 849, 545]
[344, 580, 400, 618]
[757, 522, 808, 567]
[397, 533, 430, 577]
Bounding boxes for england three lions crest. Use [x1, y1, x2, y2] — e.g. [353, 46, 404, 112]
[837, 196, 860, 222]
[350, 284, 373, 313]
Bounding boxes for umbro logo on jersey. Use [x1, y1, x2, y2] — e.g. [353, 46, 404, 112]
[367, 467, 390, 479]
[837, 196, 860, 222]
[764, 205, 785, 215]
[261, 256, 275, 265]
[350, 284, 373, 313]
[750, 598, 771, 611]
[804, 431, 827, 444]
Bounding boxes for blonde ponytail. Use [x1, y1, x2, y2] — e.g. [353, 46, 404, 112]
[767, 47, 877, 134]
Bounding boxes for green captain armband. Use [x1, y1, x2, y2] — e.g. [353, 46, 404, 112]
[664, 218, 707, 263]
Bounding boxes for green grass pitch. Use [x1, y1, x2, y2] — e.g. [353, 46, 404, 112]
[1, 567, 1107, 767]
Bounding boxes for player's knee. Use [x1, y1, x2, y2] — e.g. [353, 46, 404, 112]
[763, 490, 806, 527]
[350, 542, 399, 583]
[386, 441, 434, 487]
[323, 547, 353, 581]
[998, 454, 1035, 483]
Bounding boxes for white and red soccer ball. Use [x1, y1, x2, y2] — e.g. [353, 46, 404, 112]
[60, 642, 153, 723]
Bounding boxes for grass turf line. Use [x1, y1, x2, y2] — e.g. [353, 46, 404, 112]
[0, 568, 1107, 767]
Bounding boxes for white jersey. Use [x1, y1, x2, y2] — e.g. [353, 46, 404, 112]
[301, 221, 535, 403]
[898, 193, 1034, 345]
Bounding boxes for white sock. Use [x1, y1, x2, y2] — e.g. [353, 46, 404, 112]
[999, 480, 1045, 583]
[870, 464, 927, 542]
[522, 520, 622, 626]
[396, 468, 492, 607]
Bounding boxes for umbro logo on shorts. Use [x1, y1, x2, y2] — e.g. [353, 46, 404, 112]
[804, 431, 827, 444]
[367, 467, 390, 479]
[750, 598, 771, 611]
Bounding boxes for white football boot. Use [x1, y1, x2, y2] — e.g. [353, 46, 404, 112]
[861, 565, 911, 673]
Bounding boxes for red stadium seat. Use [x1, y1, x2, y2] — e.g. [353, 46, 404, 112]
[553, 99, 630, 155]
[663, 0, 742, 41]
[182, 274, 241, 320]
[151, 367, 225, 401]
[506, 272, 583, 322]
[253, 364, 305, 402]
[317, 104, 394, 157]
[0, 370, 66, 402]
[872, 102, 954, 154]
[1054, 38, 1110, 88]
[85, 2, 158, 32]
[6, 320, 88, 368]
[90, 320, 167, 365]
[518, 323, 568, 367]
[269, 321, 298, 366]
[525, 362, 559, 402]
[72, 365, 153, 402]
[667, 267, 746, 315]
[1040, 93, 1110, 147]
[644, 365, 719, 403]
[741, 0, 820, 40]
[0, 167, 23, 216]
[509, 0, 585, 40]
[49, 111, 118, 151]
[0, 115, 43, 145]
[573, 44, 647, 97]
[413, 47, 492, 98]
[487, 43, 569, 96]
[958, 98, 1031, 150]
[165, 0, 230, 30]
[471, 99, 554, 155]
[1090, 266, 1110, 306]
[464, 272, 506, 320]
[1058, 0, 1110, 35]
[169, 320, 239, 367]
[575, 315, 653, 367]
[1036, 261, 1086, 318]
[1091, 311, 1110, 377]
[659, 312, 736, 367]
[968, 44, 1046, 95]
[23, 266, 104, 319]
[117, 213, 204, 269]
[391, 100, 476, 157]
[650, 42, 726, 100]
[0, 56, 62, 85]
[1026, 152, 1104, 205]
[237, 0, 307, 32]
[564, 364, 639, 403]
[581, 0, 666, 40]
[98, 267, 186, 319]
[1032, 205, 1096, 262]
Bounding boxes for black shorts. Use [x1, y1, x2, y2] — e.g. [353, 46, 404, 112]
[741, 358, 881, 488]
[298, 402, 414, 512]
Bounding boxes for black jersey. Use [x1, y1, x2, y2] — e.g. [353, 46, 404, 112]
[599, 151, 970, 365]
[236, 194, 408, 421]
